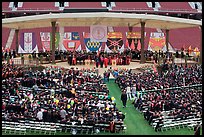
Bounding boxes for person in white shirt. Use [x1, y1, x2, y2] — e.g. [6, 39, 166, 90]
[36, 109, 43, 121]
[126, 84, 132, 100]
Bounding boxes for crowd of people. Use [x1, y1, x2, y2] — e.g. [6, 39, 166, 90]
[115, 64, 202, 92]
[113, 64, 202, 131]
[38, 50, 131, 67]
[2, 63, 125, 133]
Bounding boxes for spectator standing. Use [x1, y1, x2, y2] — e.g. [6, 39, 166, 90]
[121, 91, 127, 108]
[36, 109, 43, 121]
[126, 84, 132, 100]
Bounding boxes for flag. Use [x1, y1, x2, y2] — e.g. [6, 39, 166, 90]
[50, 32, 60, 50]
[148, 32, 165, 52]
[194, 47, 200, 56]
[106, 32, 123, 52]
[126, 32, 142, 49]
[40, 32, 51, 52]
[19, 32, 37, 53]
[137, 39, 141, 51]
[90, 25, 107, 42]
[127, 32, 141, 39]
[188, 45, 192, 55]
[84, 32, 102, 52]
[130, 39, 135, 50]
[63, 32, 81, 51]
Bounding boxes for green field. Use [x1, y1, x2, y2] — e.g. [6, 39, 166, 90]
[104, 80, 202, 135]
[2, 80, 201, 135]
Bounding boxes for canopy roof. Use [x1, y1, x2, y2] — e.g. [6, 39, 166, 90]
[2, 12, 202, 30]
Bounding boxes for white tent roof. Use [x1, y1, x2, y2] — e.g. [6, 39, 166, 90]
[2, 12, 202, 30]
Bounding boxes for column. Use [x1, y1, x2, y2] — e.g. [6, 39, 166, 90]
[15, 29, 19, 53]
[51, 21, 56, 64]
[140, 22, 145, 64]
[165, 29, 169, 52]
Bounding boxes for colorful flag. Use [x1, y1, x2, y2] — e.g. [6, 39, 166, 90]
[63, 32, 81, 51]
[130, 39, 135, 50]
[148, 32, 166, 52]
[188, 45, 192, 55]
[90, 25, 107, 42]
[19, 32, 37, 53]
[194, 47, 200, 56]
[84, 32, 102, 52]
[40, 32, 51, 52]
[106, 32, 123, 52]
[137, 39, 141, 51]
[127, 32, 141, 39]
[50, 32, 60, 50]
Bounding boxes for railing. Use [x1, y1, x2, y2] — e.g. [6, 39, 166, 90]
[139, 83, 202, 93]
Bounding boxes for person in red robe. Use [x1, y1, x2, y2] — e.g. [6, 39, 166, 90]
[104, 56, 109, 68]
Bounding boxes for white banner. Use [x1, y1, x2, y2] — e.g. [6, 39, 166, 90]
[90, 25, 107, 42]
[24, 33, 32, 53]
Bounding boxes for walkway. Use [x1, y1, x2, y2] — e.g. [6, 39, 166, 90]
[105, 80, 197, 135]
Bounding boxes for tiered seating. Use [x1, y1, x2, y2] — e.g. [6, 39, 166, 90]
[2, 2, 11, 12]
[17, 2, 59, 11]
[67, 2, 106, 9]
[168, 27, 201, 51]
[158, 2, 197, 13]
[2, 27, 10, 49]
[112, 2, 154, 12]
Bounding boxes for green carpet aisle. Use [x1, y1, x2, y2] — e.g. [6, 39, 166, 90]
[105, 79, 201, 135]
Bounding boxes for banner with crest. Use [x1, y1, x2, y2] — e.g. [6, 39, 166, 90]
[148, 32, 166, 52]
[84, 32, 102, 52]
[40, 32, 51, 52]
[18, 32, 38, 53]
[40, 32, 60, 51]
[63, 32, 81, 51]
[90, 25, 107, 42]
[106, 32, 123, 52]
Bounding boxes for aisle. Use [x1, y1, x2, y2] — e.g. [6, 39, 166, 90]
[106, 80, 196, 135]
[106, 80, 157, 135]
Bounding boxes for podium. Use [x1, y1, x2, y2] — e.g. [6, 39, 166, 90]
[112, 59, 116, 66]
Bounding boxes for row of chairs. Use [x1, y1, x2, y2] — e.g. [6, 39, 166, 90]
[2, 120, 126, 135]
[160, 117, 202, 132]
[2, 126, 26, 135]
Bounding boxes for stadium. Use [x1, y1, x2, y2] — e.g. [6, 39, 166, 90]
[2, 2, 202, 135]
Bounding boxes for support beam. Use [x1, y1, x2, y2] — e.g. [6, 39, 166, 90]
[15, 29, 19, 53]
[165, 29, 169, 52]
[51, 21, 56, 64]
[140, 21, 145, 64]
[199, 26, 202, 64]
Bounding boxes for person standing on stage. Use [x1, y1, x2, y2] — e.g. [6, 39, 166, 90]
[95, 56, 100, 68]
[104, 56, 109, 68]
[100, 55, 104, 68]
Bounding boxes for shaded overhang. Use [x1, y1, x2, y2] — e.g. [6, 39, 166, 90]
[2, 12, 202, 30]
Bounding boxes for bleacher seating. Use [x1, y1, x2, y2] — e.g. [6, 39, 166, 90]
[112, 2, 154, 12]
[2, 27, 10, 49]
[67, 2, 106, 9]
[158, 2, 197, 13]
[16, 2, 59, 11]
[167, 27, 201, 51]
[2, 2, 11, 12]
